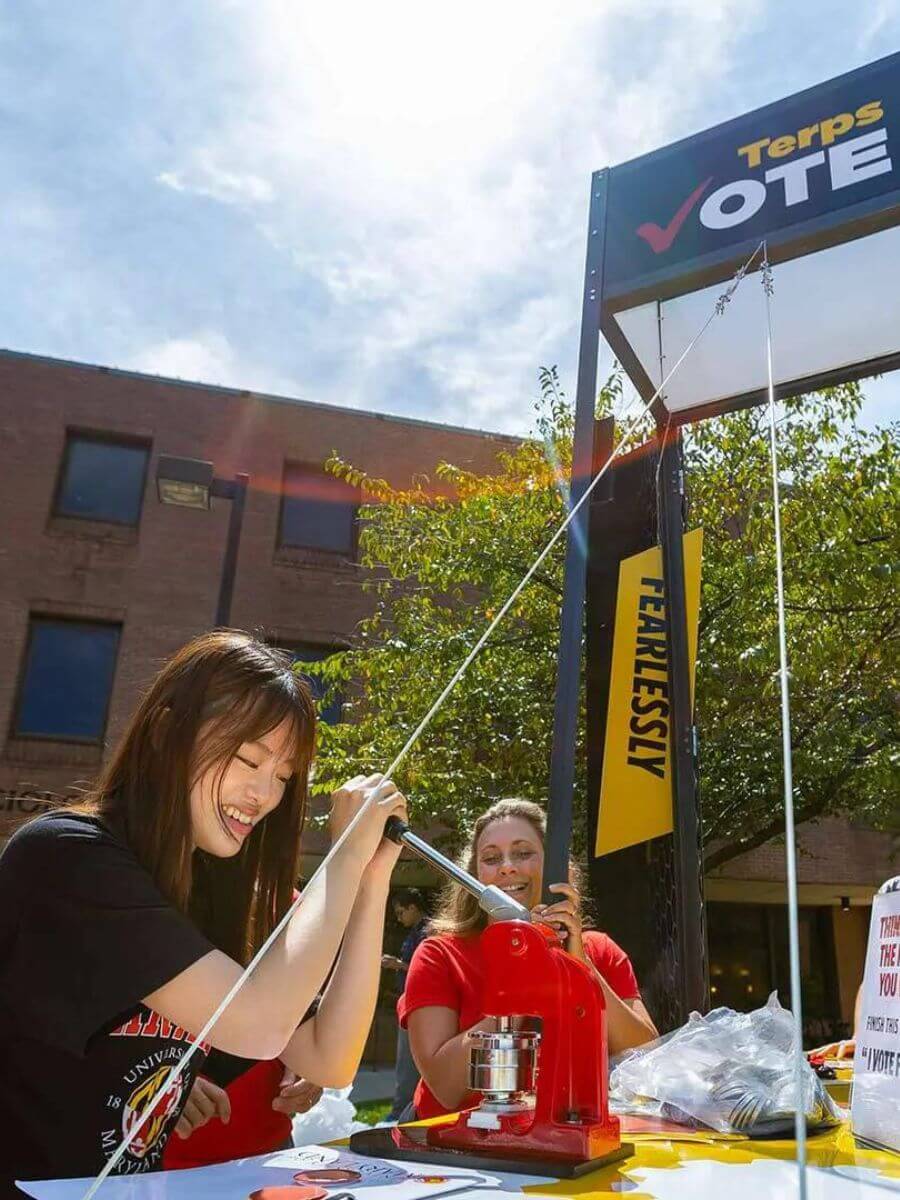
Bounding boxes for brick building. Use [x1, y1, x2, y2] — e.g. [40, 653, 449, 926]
[0, 347, 893, 1055]
[0, 349, 517, 825]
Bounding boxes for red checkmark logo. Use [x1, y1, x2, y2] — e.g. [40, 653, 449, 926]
[636, 176, 713, 254]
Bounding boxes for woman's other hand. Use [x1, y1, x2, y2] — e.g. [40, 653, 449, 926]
[363, 786, 408, 883]
[531, 882, 586, 962]
[809, 1038, 856, 1061]
[329, 774, 381, 843]
[271, 1069, 324, 1115]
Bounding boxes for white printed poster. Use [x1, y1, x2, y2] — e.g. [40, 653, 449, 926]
[851, 883, 900, 1153]
[17, 1144, 542, 1200]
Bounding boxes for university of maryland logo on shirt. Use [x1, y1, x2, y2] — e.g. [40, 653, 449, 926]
[121, 1065, 185, 1160]
[99, 1007, 209, 1169]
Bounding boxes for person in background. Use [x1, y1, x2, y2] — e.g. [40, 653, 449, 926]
[383, 888, 430, 1122]
[807, 987, 863, 1063]
[400, 798, 658, 1120]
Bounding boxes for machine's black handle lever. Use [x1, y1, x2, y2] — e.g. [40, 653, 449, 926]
[385, 815, 410, 844]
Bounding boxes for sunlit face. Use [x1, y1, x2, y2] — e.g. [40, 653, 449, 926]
[189, 716, 297, 857]
[474, 816, 544, 912]
[394, 902, 421, 928]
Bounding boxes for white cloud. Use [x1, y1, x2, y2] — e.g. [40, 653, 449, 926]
[423, 293, 574, 432]
[131, 331, 236, 382]
[157, 153, 273, 205]
[149, 0, 762, 429]
[857, 0, 898, 50]
[129, 331, 294, 397]
[20, 0, 897, 443]
[856, 372, 900, 429]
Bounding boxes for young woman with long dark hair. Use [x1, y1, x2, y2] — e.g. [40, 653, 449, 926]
[0, 631, 406, 1192]
[399, 798, 657, 1119]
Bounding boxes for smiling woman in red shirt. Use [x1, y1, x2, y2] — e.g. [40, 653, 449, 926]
[399, 798, 658, 1120]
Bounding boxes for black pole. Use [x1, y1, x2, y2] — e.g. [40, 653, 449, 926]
[586, 437, 696, 1030]
[543, 170, 608, 899]
[212, 473, 249, 628]
[656, 428, 707, 1017]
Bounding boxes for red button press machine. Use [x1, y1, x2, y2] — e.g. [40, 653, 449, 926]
[350, 819, 631, 1178]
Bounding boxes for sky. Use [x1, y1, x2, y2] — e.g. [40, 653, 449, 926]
[0, 1, 898, 436]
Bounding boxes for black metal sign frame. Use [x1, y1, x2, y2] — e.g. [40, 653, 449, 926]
[544, 50, 900, 1025]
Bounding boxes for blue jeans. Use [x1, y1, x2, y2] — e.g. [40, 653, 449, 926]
[388, 1026, 420, 1121]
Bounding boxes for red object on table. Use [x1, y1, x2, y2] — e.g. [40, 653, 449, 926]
[425, 920, 622, 1165]
[399, 927, 640, 1119]
[248, 1187, 326, 1200]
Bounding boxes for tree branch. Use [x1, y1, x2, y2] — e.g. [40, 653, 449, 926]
[698, 592, 737, 635]
[703, 797, 825, 871]
[784, 602, 887, 615]
[703, 736, 891, 871]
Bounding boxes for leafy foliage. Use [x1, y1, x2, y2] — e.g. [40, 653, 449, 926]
[688, 385, 899, 866]
[304, 367, 580, 844]
[300, 371, 899, 866]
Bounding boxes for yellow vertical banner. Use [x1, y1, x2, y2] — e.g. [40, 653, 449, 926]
[594, 528, 703, 857]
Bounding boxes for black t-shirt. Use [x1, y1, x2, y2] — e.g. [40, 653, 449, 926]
[0, 812, 214, 1194]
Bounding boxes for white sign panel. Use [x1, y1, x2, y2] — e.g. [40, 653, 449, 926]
[613, 224, 900, 415]
[851, 884, 900, 1153]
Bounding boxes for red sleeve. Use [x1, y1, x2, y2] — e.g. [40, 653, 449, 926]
[584, 932, 641, 1001]
[397, 937, 460, 1028]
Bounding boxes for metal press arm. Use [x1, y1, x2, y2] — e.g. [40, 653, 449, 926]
[385, 817, 532, 924]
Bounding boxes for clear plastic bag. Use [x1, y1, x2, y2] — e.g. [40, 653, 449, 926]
[291, 1085, 369, 1147]
[609, 992, 841, 1136]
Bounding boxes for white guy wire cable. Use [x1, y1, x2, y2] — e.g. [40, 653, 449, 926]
[761, 248, 808, 1200]
[380, 242, 765, 783]
[83, 242, 764, 1198]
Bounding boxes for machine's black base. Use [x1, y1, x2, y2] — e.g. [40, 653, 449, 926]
[349, 1125, 634, 1178]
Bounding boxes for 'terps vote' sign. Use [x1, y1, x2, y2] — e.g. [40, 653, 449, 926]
[603, 52, 900, 301]
[852, 880, 900, 1154]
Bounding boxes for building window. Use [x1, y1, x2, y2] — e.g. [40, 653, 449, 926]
[707, 901, 842, 1043]
[279, 642, 344, 725]
[14, 618, 121, 741]
[279, 463, 358, 555]
[54, 433, 150, 525]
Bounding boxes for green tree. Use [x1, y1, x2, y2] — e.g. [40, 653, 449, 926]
[689, 387, 898, 867]
[303, 372, 898, 866]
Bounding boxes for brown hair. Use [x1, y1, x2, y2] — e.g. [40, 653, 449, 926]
[77, 630, 315, 964]
[430, 798, 547, 938]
